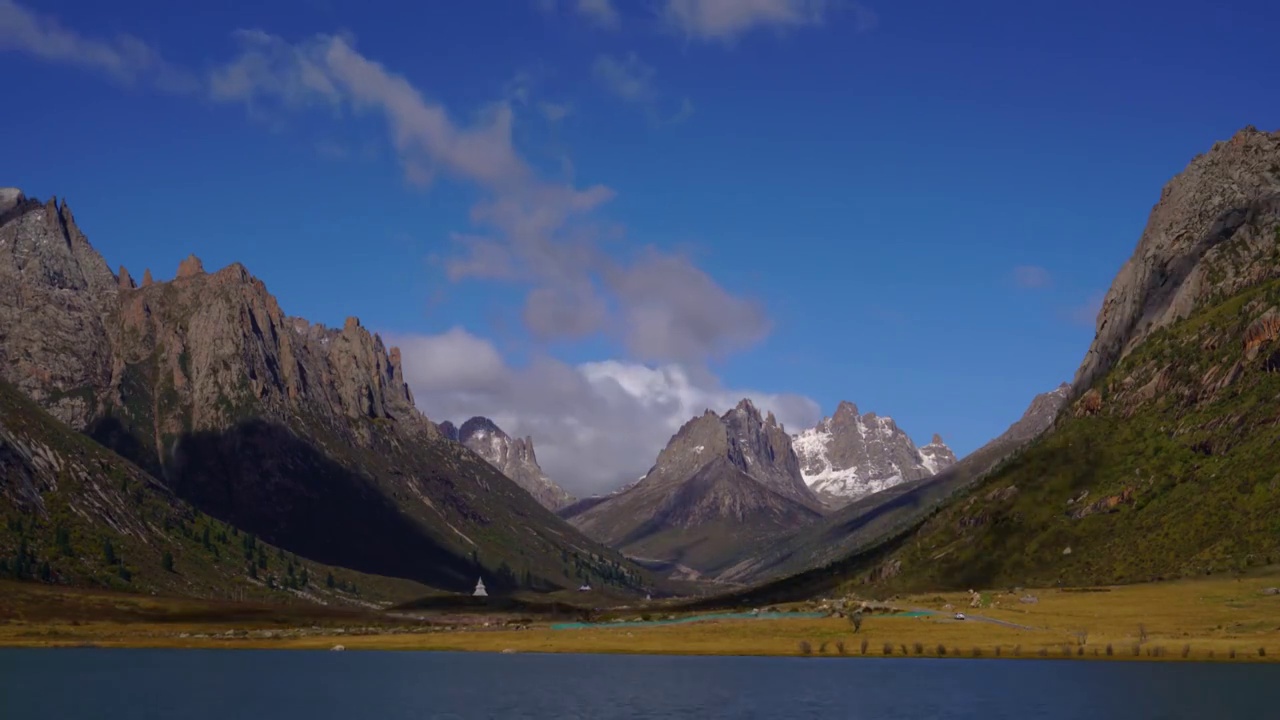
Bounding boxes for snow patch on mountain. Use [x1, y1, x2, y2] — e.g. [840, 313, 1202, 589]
[791, 403, 955, 506]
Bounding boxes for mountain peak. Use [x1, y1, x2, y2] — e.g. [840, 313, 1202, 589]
[458, 416, 506, 444]
[176, 253, 205, 279]
[929, 433, 944, 445]
[793, 402, 955, 506]
[457, 416, 572, 510]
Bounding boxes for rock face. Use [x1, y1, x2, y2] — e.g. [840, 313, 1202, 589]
[457, 416, 574, 511]
[0, 196, 120, 429]
[1072, 126, 1280, 398]
[0, 195, 646, 596]
[568, 399, 824, 576]
[791, 401, 955, 506]
[987, 383, 1071, 447]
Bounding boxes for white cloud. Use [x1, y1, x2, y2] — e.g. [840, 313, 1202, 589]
[661, 0, 829, 41]
[1012, 264, 1052, 289]
[0, 0, 197, 92]
[387, 328, 821, 495]
[576, 0, 621, 28]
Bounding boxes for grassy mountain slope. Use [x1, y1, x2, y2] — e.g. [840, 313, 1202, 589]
[867, 266, 1280, 593]
[0, 379, 428, 605]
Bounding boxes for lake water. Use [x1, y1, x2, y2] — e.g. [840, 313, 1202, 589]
[1, 649, 1276, 719]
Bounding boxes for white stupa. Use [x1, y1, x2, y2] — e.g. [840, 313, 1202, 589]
[473, 577, 487, 597]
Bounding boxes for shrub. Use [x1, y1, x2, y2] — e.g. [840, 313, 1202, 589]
[819, 641, 828, 654]
[1131, 644, 1141, 657]
[913, 642, 924, 655]
[835, 640, 846, 655]
[1182, 644, 1191, 659]
[798, 641, 812, 656]
[1038, 648, 1048, 657]
[1138, 624, 1148, 643]
[900, 644, 908, 656]
[971, 647, 982, 657]
[1260, 647, 1267, 658]
[882, 643, 893, 655]
[1013, 645, 1021, 657]
[937, 644, 947, 656]
[1106, 644, 1113, 657]
[1076, 646, 1084, 657]
[860, 639, 869, 655]
[1229, 648, 1236, 659]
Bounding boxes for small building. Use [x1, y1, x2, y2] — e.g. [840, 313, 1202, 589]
[578, 583, 592, 592]
[473, 577, 488, 597]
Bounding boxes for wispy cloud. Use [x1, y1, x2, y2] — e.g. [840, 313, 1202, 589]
[539, 101, 572, 122]
[593, 52, 657, 104]
[576, 0, 621, 29]
[1065, 290, 1106, 327]
[593, 52, 694, 126]
[0, 0, 197, 92]
[661, 0, 833, 42]
[1012, 264, 1052, 289]
[206, 31, 759, 361]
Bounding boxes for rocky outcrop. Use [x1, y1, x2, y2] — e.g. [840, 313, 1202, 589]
[0, 196, 120, 428]
[567, 398, 823, 576]
[436, 420, 459, 441]
[792, 401, 955, 506]
[1243, 307, 1280, 360]
[458, 416, 574, 511]
[1072, 126, 1280, 398]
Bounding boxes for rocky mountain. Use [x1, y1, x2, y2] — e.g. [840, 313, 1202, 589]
[457, 416, 574, 511]
[830, 126, 1280, 594]
[0, 192, 648, 597]
[791, 401, 955, 506]
[716, 381, 1071, 585]
[565, 399, 824, 577]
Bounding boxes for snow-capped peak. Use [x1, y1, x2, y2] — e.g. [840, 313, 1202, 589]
[791, 403, 955, 506]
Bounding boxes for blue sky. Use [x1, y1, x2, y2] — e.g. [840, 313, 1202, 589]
[3, 0, 1278, 493]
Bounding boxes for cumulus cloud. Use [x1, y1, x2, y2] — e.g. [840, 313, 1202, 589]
[1012, 264, 1052, 289]
[0, 0, 197, 92]
[661, 0, 829, 41]
[387, 329, 821, 495]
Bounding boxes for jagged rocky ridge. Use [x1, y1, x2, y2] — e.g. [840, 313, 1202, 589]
[456, 416, 574, 511]
[717, 381, 1072, 585]
[0, 193, 647, 596]
[791, 401, 955, 506]
[566, 399, 824, 578]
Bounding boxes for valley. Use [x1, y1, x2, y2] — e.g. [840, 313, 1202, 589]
[4, 125, 1280, 658]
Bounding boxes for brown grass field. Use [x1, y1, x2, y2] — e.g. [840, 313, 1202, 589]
[2, 573, 1279, 661]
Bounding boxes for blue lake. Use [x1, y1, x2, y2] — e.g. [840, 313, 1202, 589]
[1, 648, 1275, 719]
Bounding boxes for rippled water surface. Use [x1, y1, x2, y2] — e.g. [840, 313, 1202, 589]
[2, 648, 1276, 719]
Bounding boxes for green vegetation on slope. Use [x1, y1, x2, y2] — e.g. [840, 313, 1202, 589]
[861, 273, 1280, 593]
[0, 380, 429, 605]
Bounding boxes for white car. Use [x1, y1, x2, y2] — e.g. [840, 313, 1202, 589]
[954, 612, 966, 621]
